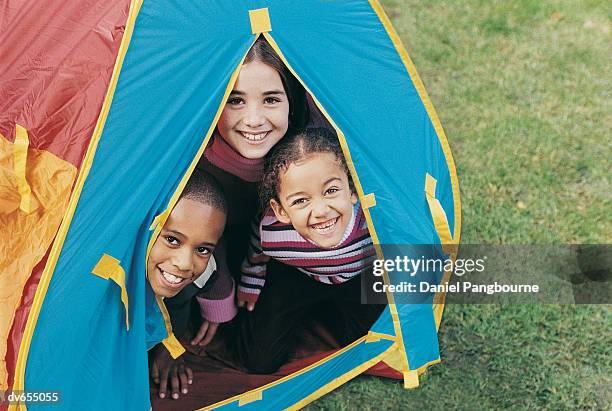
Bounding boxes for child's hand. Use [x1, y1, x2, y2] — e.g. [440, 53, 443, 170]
[149, 345, 193, 400]
[190, 320, 219, 347]
[237, 298, 256, 312]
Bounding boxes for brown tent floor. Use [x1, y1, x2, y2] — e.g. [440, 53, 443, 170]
[150, 319, 400, 410]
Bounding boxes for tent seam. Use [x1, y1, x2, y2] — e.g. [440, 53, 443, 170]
[368, 0, 462, 380]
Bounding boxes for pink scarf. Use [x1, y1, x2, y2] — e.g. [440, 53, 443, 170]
[204, 136, 264, 182]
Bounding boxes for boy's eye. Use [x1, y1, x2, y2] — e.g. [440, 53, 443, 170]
[164, 236, 179, 246]
[325, 187, 339, 195]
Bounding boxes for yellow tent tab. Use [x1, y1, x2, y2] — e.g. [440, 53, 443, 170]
[365, 331, 396, 344]
[13, 124, 35, 213]
[91, 254, 130, 330]
[162, 333, 185, 359]
[424, 173, 437, 198]
[424, 173, 454, 253]
[361, 193, 376, 209]
[403, 369, 419, 389]
[249, 8, 271, 34]
[238, 390, 263, 406]
[149, 209, 169, 231]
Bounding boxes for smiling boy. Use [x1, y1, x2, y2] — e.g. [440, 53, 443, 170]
[148, 169, 237, 400]
[147, 186, 225, 297]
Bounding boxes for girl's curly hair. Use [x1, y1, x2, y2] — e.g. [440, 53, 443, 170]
[260, 127, 355, 209]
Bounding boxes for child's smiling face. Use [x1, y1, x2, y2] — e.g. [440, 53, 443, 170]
[217, 60, 290, 160]
[270, 152, 358, 249]
[147, 198, 226, 298]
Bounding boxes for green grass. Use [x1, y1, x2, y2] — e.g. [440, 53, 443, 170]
[306, 1, 611, 409]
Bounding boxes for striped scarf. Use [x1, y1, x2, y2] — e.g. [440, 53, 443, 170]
[238, 203, 375, 303]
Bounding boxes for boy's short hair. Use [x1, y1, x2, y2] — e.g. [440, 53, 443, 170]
[180, 169, 227, 215]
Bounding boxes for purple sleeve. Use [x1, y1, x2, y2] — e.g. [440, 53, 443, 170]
[196, 278, 238, 323]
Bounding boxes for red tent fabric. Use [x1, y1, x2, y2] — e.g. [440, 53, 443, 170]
[0, 0, 130, 392]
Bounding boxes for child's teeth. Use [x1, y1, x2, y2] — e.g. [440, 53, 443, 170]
[162, 270, 183, 284]
[313, 219, 337, 231]
[242, 132, 267, 141]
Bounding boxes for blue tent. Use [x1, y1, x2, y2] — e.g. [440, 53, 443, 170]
[12, 0, 460, 409]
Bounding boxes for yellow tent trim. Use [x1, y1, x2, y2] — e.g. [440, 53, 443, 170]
[417, 357, 442, 375]
[263, 31, 412, 385]
[382, 345, 442, 387]
[9, 0, 145, 403]
[433, 268, 453, 329]
[13, 124, 34, 213]
[145, 36, 258, 354]
[150, 294, 186, 359]
[424, 173, 458, 328]
[91, 254, 130, 330]
[199, 335, 393, 410]
[287, 342, 398, 410]
[369, 0, 462, 380]
[369, 0, 461, 243]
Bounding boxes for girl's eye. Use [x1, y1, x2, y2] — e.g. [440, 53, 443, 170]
[196, 247, 211, 256]
[227, 97, 243, 105]
[164, 236, 179, 246]
[291, 198, 307, 206]
[264, 96, 281, 104]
